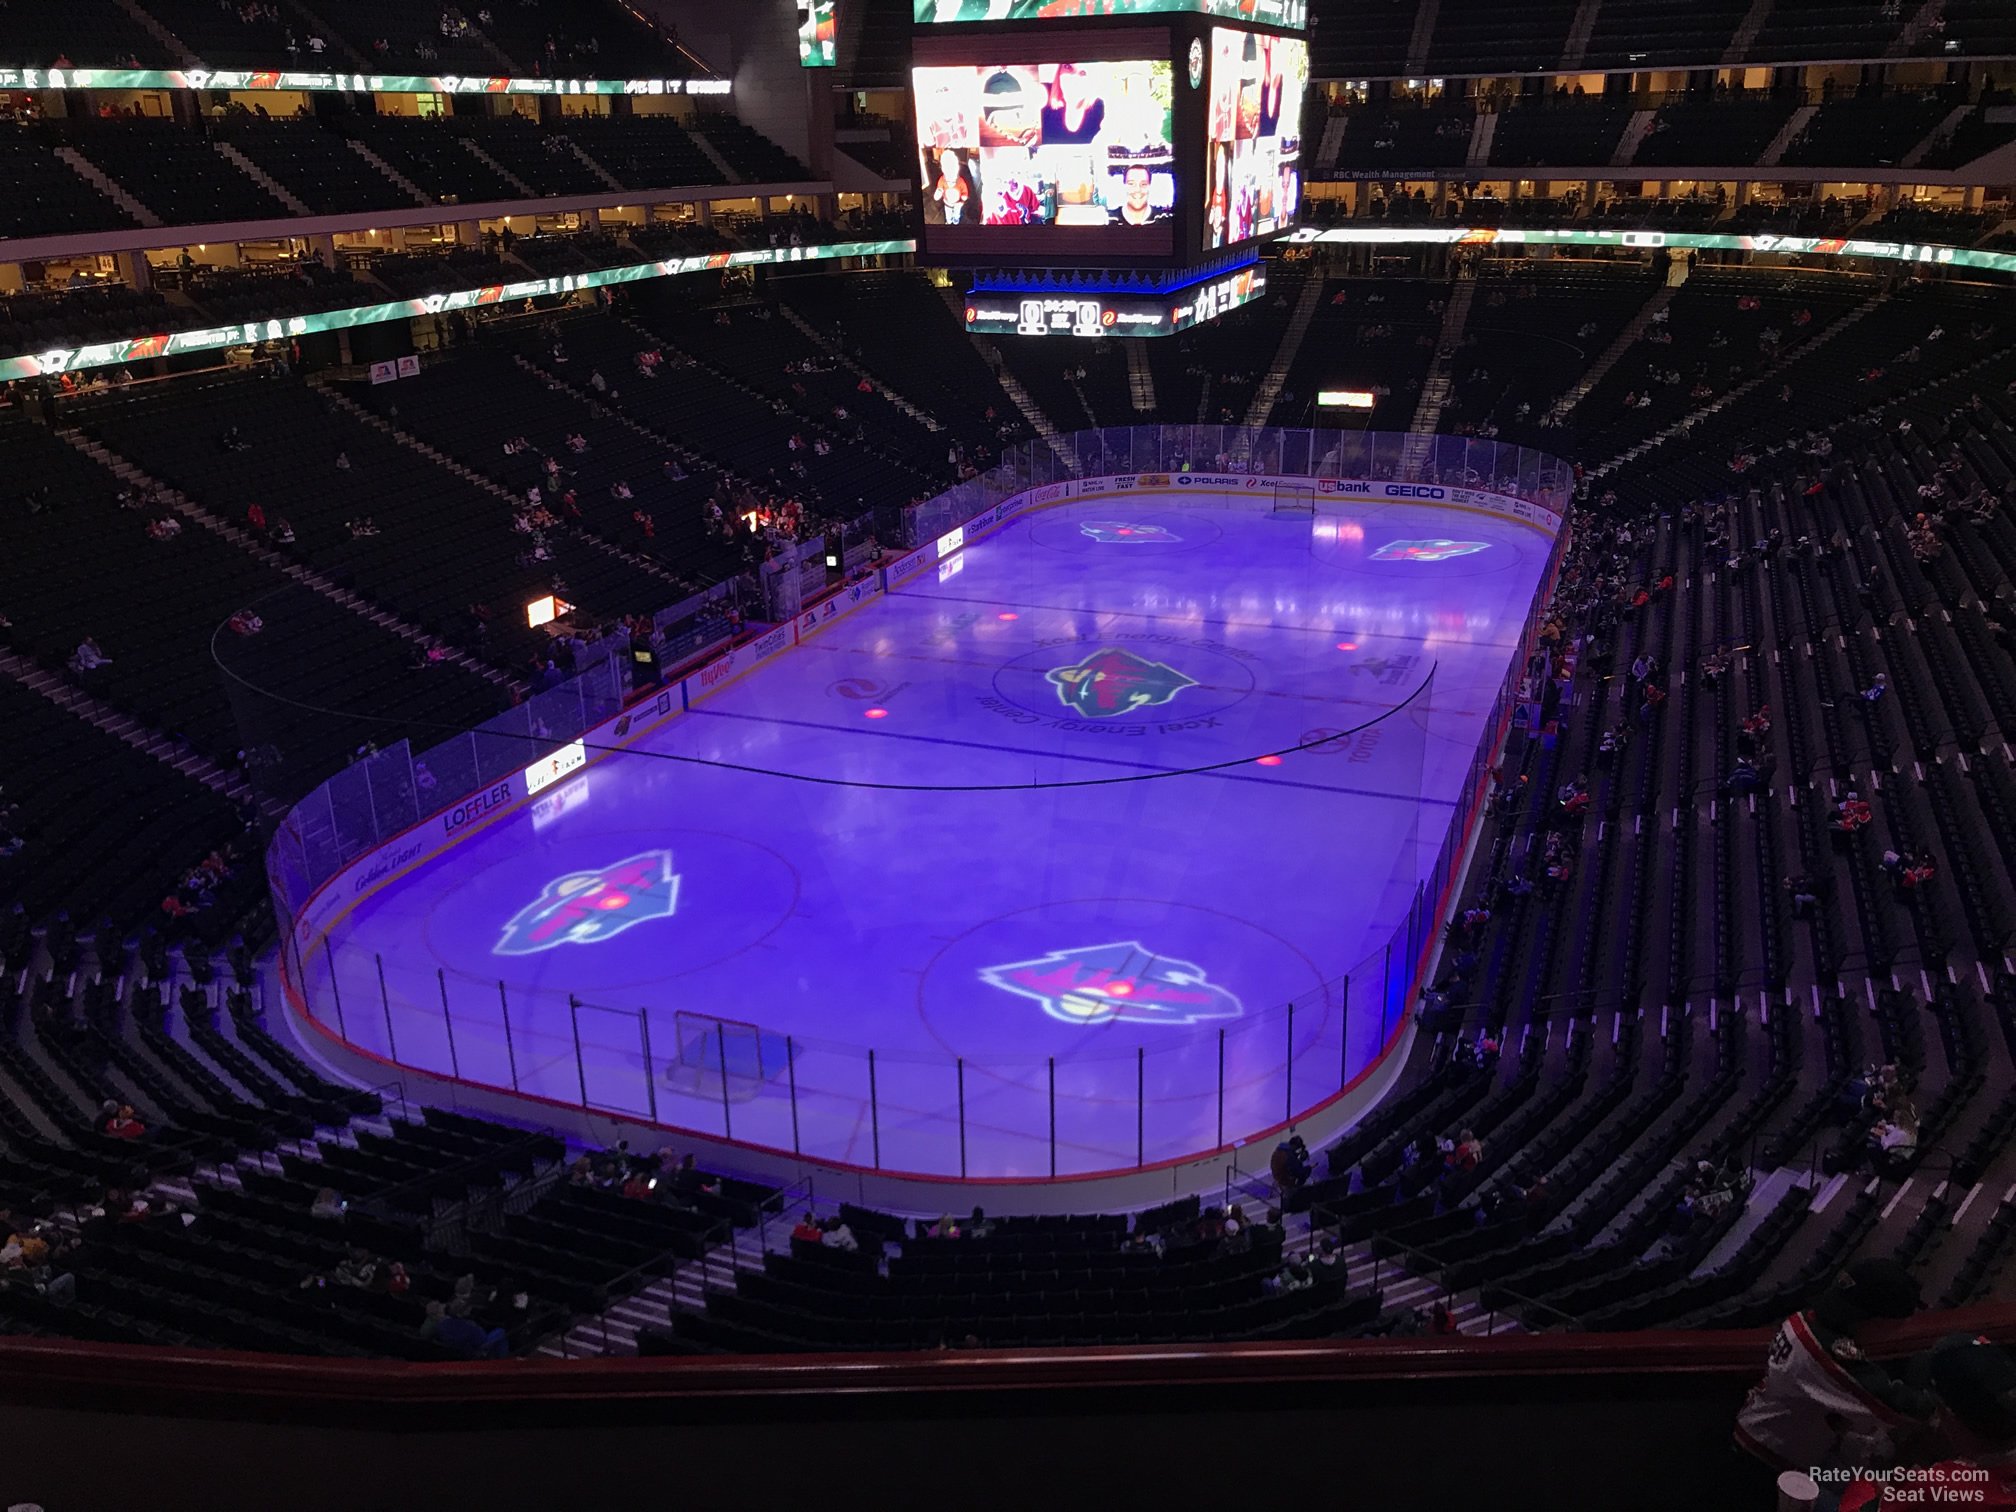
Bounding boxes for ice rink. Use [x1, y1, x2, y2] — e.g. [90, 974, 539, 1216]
[309, 490, 1551, 1177]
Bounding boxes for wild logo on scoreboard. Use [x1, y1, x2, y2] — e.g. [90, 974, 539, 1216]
[1045, 647, 1197, 718]
[1079, 520, 1180, 544]
[495, 851, 681, 955]
[1370, 539, 1490, 562]
[980, 942, 1242, 1027]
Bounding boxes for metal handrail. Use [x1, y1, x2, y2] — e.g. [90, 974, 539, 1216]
[1310, 1205, 1584, 1334]
[349, 1125, 564, 1220]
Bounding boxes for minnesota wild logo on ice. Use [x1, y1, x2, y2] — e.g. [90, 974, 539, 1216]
[495, 850, 680, 956]
[1371, 539, 1489, 562]
[1079, 520, 1180, 544]
[1045, 647, 1197, 719]
[980, 943, 1243, 1027]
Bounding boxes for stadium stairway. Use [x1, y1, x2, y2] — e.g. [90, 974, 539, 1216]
[56, 426, 526, 699]
[775, 304, 944, 436]
[318, 379, 692, 595]
[1592, 287, 1894, 477]
[1241, 271, 1325, 430]
[1546, 282, 1679, 425]
[1404, 272, 1479, 438]
[0, 649, 264, 812]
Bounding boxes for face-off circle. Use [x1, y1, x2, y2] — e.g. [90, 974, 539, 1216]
[1306, 514, 1523, 580]
[916, 897, 1332, 1066]
[424, 826, 802, 994]
[1025, 508, 1223, 554]
[985, 631, 1259, 729]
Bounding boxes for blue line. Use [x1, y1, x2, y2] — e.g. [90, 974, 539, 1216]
[687, 706, 1459, 807]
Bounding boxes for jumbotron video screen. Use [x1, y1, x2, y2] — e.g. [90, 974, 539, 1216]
[1203, 25, 1306, 251]
[913, 51, 1177, 253]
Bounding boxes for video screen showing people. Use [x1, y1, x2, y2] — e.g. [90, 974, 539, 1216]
[1203, 27, 1307, 251]
[912, 59, 1175, 231]
[915, 1, 1308, 21]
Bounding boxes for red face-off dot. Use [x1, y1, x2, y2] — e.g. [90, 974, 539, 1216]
[997, 612, 1019, 621]
[1256, 755, 1284, 767]
[864, 707, 889, 719]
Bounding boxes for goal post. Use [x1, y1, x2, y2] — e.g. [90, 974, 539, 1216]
[666, 1010, 789, 1102]
[1271, 485, 1318, 515]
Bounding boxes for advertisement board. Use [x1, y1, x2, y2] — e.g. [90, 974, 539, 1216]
[522, 739, 588, 797]
[794, 576, 886, 643]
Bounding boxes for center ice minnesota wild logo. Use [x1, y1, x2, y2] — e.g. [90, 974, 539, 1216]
[1079, 520, 1179, 543]
[980, 942, 1243, 1027]
[495, 850, 680, 956]
[1371, 539, 1490, 562]
[1045, 647, 1197, 719]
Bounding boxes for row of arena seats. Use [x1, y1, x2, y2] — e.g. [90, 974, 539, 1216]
[800, 0, 1995, 85]
[0, 957, 790, 1359]
[1302, 190, 1988, 240]
[14, 0, 686, 77]
[0, 113, 809, 240]
[14, 0, 2006, 89]
[1324, 92, 2015, 176]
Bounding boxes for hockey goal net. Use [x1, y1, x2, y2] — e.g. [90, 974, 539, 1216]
[665, 1010, 788, 1102]
[1271, 485, 1318, 515]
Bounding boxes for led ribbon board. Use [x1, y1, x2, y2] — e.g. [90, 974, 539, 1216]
[0, 239, 915, 382]
[963, 262, 1265, 336]
[1281, 224, 2016, 275]
[0, 67, 726, 95]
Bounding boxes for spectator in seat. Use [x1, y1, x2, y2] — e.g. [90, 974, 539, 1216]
[311, 1186, 346, 1222]
[1557, 776, 1591, 817]
[1831, 792, 1874, 835]
[1784, 874, 1822, 919]
[102, 1103, 145, 1140]
[670, 1152, 717, 1197]
[821, 1219, 859, 1254]
[1271, 1134, 1313, 1194]
[1443, 1129, 1483, 1175]
[790, 1214, 824, 1246]
[966, 1206, 994, 1239]
[1868, 1102, 1919, 1174]
[422, 1300, 508, 1359]
[1735, 1257, 1932, 1480]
